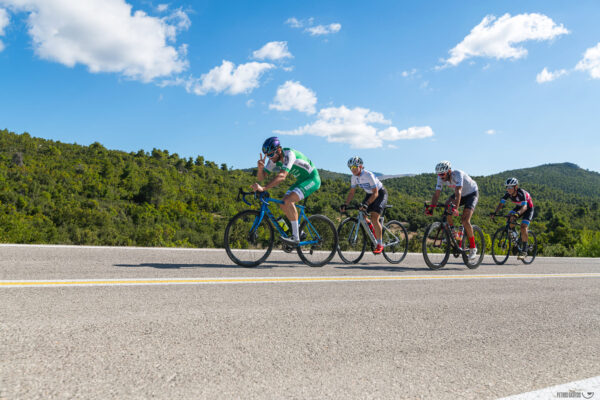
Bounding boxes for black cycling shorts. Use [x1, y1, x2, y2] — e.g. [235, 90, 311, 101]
[515, 206, 534, 224]
[363, 188, 388, 215]
[448, 191, 479, 210]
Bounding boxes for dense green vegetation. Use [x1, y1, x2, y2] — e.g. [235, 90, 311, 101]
[1, 129, 598, 256]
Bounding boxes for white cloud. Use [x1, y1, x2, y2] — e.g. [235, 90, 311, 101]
[536, 67, 568, 83]
[485, 129, 497, 135]
[401, 69, 417, 78]
[252, 41, 292, 61]
[285, 17, 302, 28]
[246, 99, 255, 108]
[189, 60, 274, 95]
[0, 8, 9, 51]
[274, 105, 433, 148]
[443, 13, 569, 67]
[575, 42, 600, 79]
[305, 23, 341, 36]
[157, 4, 169, 13]
[286, 17, 341, 36]
[269, 81, 317, 114]
[0, 0, 189, 82]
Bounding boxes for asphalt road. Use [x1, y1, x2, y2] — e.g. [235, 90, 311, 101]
[1, 244, 599, 399]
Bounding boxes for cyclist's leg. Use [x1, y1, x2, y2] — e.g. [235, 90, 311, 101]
[461, 192, 479, 248]
[520, 208, 533, 244]
[367, 188, 387, 242]
[281, 189, 301, 239]
[445, 195, 456, 226]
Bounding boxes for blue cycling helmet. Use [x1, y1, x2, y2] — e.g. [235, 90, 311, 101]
[262, 136, 281, 154]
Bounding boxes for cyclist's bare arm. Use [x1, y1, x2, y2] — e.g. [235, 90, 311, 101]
[256, 153, 268, 181]
[430, 189, 441, 206]
[344, 187, 356, 206]
[366, 186, 379, 206]
[453, 186, 463, 207]
[493, 202, 504, 214]
[264, 171, 288, 190]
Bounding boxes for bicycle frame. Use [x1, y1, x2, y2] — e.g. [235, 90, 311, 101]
[344, 207, 400, 248]
[240, 190, 321, 247]
[427, 204, 467, 254]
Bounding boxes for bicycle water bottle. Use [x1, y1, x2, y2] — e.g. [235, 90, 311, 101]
[455, 226, 464, 242]
[511, 230, 518, 241]
[276, 217, 289, 233]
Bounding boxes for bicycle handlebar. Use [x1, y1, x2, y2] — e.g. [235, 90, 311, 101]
[237, 188, 270, 206]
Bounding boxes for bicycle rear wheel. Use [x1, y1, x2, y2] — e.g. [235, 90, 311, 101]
[491, 227, 511, 265]
[382, 220, 408, 264]
[337, 217, 367, 264]
[297, 214, 338, 267]
[521, 230, 537, 265]
[224, 210, 274, 267]
[422, 222, 451, 270]
[461, 225, 485, 269]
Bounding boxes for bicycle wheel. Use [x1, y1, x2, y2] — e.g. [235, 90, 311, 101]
[521, 230, 537, 265]
[382, 220, 409, 264]
[337, 217, 367, 264]
[297, 214, 338, 267]
[491, 227, 511, 265]
[422, 222, 451, 270]
[461, 225, 485, 269]
[224, 210, 274, 267]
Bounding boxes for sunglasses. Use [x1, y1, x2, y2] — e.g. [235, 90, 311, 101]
[350, 165, 359, 170]
[265, 150, 277, 158]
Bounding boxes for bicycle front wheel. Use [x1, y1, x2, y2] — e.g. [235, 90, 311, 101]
[337, 217, 367, 264]
[224, 210, 274, 267]
[462, 225, 485, 269]
[491, 227, 511, 265]
[297, 214, 338, 267]
[382, 220, 408, 264]
[422, 222, 451, 270]
[521, 230, 537, 265]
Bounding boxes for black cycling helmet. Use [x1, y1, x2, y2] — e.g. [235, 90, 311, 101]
[505, 177, 519, 187]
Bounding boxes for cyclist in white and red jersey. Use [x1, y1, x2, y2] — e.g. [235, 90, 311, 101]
[425, 160, 479, 262]
[491, 177, 534, 260]
[340, 156, 388, 254]
[252, 136, 321, 247]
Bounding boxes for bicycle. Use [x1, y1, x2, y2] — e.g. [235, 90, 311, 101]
[422, 203, 485, 270]
[490, 212, 537, 265]
[224, 188, 338, 267]
[337, 204, 409, 264]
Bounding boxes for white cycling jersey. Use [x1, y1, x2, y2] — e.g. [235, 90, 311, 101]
[351, 169, 384, 194]
[436, 169, 478, 196]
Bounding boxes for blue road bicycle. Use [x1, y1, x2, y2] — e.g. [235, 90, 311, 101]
[224, 188, 338, 267]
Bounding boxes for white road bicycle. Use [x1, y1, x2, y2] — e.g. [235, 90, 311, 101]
[337, 204, 409, 264]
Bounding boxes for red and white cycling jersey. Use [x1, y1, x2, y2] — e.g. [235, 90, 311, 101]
[501, 188, 534, 209]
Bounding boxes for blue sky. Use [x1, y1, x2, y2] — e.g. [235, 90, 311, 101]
[0, 0, 599, 175]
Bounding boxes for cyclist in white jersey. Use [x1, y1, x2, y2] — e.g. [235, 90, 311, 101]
[340, 156, 388, 254]
[425, 160, 479, 262]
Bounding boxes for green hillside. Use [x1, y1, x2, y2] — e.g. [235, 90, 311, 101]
[1, 129, 598, 257]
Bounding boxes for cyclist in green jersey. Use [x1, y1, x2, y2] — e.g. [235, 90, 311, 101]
[251, 137, 321, 246]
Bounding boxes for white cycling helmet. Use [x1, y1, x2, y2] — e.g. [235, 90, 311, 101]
[435, 160, 451, 174]
[347, 156, 363, 169]
[505, 177, 519, 187]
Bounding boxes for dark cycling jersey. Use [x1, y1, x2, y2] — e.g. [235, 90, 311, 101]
[500, 188, 533, 209]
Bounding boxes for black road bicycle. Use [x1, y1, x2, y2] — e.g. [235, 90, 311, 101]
[490, 212, 537, 265]
[337, 204, 408, 264]
[422, 203, 485, 270]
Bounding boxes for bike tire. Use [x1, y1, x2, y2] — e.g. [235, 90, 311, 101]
[422, 222, 451, 270]
[337, 217, 367, 264]
[491, 227, 511, 265]
[462, 225, 485, 269]
[521, 230, 538, 265]
[382, 220, 409, 264]
[297, 214, 339, 267]
[224, 210, 274, 267]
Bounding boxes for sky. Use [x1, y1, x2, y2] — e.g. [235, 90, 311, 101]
[0, 0, 599, 176]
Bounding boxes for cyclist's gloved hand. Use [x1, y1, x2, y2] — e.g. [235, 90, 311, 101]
[359, 203, 368, 211]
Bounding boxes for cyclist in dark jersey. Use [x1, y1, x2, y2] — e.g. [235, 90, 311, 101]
[491, 177, 534, 260]
[252, 136, 321, 247]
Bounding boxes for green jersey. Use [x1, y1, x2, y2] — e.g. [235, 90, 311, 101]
[264, 148, 317, 181]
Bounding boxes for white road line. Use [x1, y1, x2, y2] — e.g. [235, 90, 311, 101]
[1, 273, 600, 288]
[499, 375, 600, 399]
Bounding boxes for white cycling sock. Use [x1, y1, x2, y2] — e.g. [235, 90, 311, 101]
[290, 220, 299, 240]
[377, 239, 383, 245]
